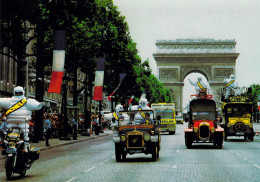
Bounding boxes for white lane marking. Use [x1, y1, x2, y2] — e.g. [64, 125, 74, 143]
[172, 165, 177, 169]
[253, 164, 260, 169]
[66, 177, 77, 182]
[176, 150, 179, 153]
[85, 166, 96, 173]
[243, 158, 247, 161]
[99, 159, 109, 165]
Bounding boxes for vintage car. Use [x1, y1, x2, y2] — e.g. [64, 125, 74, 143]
[184, 91, 224, 149]
[220, 95, 255, 141]
[112, 110, 161, 162]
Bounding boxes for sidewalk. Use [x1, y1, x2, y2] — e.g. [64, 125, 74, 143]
[1, 129, 112, 160]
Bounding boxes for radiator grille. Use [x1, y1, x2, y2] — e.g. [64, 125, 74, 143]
[200, 125, 209, 138]
[128, 135, 143, 148]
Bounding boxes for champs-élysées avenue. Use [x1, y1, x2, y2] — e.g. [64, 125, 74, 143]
[0, 0, 260, 181]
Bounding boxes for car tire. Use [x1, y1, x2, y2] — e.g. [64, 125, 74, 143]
[249, 135, 254, 141]
[115, 144, 121, 162]
[185, 135, 192, 149]
[152, 144, 158, 161]
[122, 152, 126, 161]
[224, 132, 227, 141]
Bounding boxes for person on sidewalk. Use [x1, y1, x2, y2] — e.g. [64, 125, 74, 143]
[72, 116, 78, 140]
[94, 116, 100, 135]
[44, 115, 52, 146]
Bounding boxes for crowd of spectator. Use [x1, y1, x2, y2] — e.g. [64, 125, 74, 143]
[0, 110, 111, 142]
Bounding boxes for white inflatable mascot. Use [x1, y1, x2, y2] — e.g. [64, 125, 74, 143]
[188, 77, 210, 94]
[131, 94, 153, 121]
[104, 104, 129, 127]
[224, 74, 239, 99]
[0, 86, 44, 152]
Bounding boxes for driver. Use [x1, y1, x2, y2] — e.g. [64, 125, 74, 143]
[140, 113, 153, 125]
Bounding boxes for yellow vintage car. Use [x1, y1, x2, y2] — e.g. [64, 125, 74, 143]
[221, 96, 255, 141]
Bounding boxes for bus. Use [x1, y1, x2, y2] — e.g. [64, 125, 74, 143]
[151, 103, 176, 135]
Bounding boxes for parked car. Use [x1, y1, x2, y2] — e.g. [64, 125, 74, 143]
[176, 114, 183, 124]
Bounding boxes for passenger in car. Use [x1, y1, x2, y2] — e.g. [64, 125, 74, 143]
[140, 113, 153, 125]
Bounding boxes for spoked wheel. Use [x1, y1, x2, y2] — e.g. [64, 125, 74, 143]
[115, 144, 121, 162]
[152, 144, 158, 161]
[5, 156, 14, 181]
[122, 152, 126, 161]
[244, 135, 248, 141]
[216, 134, 223, 149]
[185, 135, 192, 149]
[156, 143, 160, 159]
[249, 135, 254, 141]
[224, 132, 228, 141]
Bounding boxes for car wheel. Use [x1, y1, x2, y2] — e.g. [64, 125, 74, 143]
[224, 132, 227, 141]
[244, 135, 247, 140]
[115, 144, 121, 162]
[249, 135, 254, 141]
[185, 135, 192, 149]
[217, 134, 223, 149]
[122, 152, 126, 161]
[152, 144, 158, 161]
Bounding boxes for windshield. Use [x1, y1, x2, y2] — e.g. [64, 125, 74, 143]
[226, 104, 252, 118]
[192, 112, 215, 120]
[155, 110, 174, 119]
[119, 110, 154, 126]
[176, 115, 183, 119]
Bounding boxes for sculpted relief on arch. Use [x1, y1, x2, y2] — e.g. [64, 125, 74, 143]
[180, 66, 211, 81]
[159, 68, 178, 79]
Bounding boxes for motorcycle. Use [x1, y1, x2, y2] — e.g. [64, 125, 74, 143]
[1, 127, 40, 181]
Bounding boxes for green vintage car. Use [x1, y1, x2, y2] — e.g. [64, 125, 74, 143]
[112, 110, 161, 162]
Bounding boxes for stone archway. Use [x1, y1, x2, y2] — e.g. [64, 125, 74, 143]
[153, 39, 239, 112]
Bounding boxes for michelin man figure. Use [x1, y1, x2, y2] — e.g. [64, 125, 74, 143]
[0, 86, 44, 152]
[131, 94, 153, 121]
[224, 74, 238, 99]
[188, 77, 210, 94]
[103, 104, 129, 128]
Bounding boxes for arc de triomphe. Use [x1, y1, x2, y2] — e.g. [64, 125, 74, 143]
[153, 39, 239, 112]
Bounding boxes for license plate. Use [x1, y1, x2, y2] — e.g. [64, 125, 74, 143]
[129, 150, 142, 153]
[236, 132, 244, 135]
[6, 148, 16, 154]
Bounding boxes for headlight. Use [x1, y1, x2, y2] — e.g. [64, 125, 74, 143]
[194, 127, 198, 132]
[120, 134, 126, 142]
[144, 133, 151, 141]
[211, 127, 215, 133]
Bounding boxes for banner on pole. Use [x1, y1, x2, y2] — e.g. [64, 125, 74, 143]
[107, 73, 127, 101]
[93, 58, 105, 100]
[48, 30, 66, 93]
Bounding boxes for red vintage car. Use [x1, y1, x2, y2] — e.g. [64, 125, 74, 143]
[184, 91, 224, 149]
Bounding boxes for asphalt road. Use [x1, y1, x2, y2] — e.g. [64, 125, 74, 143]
[0, 123, 260, 182]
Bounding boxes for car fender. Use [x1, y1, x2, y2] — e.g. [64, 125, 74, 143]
[151, 135, 159, 142]
[113, 136, 120, 143]
[184, 128, 193, 132]
[215, 127, 224, 132]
